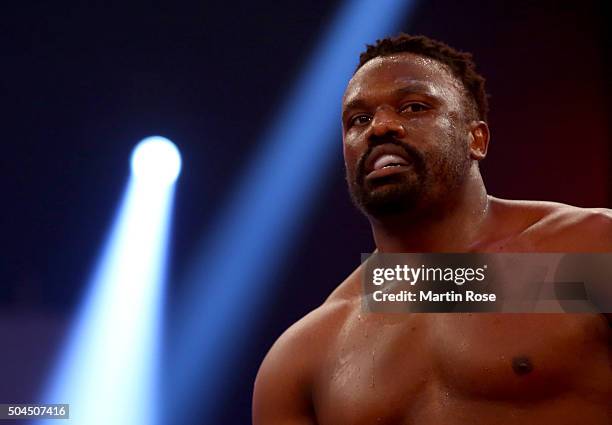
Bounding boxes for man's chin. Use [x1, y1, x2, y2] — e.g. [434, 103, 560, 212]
[353, 185, 422, 218]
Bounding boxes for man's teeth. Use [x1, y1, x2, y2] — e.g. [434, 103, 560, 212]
[373, 154, 408, 170]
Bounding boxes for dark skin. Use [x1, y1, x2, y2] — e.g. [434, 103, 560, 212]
[253, 53, 612, 424]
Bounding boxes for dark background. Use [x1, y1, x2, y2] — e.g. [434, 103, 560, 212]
[1, 0, 610, 423]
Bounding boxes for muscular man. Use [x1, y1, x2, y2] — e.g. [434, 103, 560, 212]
[253, 34, 612, 424]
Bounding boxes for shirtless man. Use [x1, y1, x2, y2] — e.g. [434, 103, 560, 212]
[253, 34, 612, 424]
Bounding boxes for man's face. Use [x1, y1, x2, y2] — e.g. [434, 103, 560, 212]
[342, 53, 472, 218]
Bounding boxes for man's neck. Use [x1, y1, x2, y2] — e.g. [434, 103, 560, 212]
[370, 171, 490, 253]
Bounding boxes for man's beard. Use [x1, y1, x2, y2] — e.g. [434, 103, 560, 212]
[346, 137, 469, 218]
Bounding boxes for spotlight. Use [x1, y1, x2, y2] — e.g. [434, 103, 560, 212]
[131, 136, 182, 185]
[37, 136, 180, 425]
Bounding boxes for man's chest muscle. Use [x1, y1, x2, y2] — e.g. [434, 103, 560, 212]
[314, 312, 610, 424]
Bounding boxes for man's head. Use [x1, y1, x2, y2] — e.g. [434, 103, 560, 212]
[343, 34, 490, 218]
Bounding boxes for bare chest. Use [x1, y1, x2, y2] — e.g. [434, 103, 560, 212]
[314, 311, 611, 424]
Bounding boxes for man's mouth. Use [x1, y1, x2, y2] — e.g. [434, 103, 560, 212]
[372, 154, 410, 170]
[364, 145, 413, 180]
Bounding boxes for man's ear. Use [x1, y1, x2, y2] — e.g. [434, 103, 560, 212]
[468, 121, 490, 160]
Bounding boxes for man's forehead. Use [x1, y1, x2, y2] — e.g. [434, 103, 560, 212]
[343, 78, 436, 106]
[343, 53, 459, 103]
[357, 52, 444, 74]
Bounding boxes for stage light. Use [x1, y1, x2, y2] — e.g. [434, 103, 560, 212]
[35, 136, 180, 425]
[131, 136, 182, 185]
[165, 1, 418, 424]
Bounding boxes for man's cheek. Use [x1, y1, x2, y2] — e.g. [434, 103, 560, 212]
[343, 145, 360, 169]
[343, 129, 365, 148]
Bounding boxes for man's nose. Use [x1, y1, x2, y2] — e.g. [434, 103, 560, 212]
[370, 108, 406, 139]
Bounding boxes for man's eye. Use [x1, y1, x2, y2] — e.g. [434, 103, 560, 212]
[350, 115, 372, 126]
[401, 103, 428, 113]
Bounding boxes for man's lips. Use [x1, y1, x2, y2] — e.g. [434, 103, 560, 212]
[366, 163, 412, 180]
[372, 154, 409, 170]
[364, 144, 413, 179]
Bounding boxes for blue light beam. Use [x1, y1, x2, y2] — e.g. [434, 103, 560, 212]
[166, 1, 417, 422]
[36, 136, 181, 425]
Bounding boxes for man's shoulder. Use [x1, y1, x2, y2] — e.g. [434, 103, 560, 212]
[253, 290, 355, 424]
[495, 198, 612, 251]
[257, 263, 362, 382]
[278, 298, 353, 350]
[258, 295, 355, 373]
